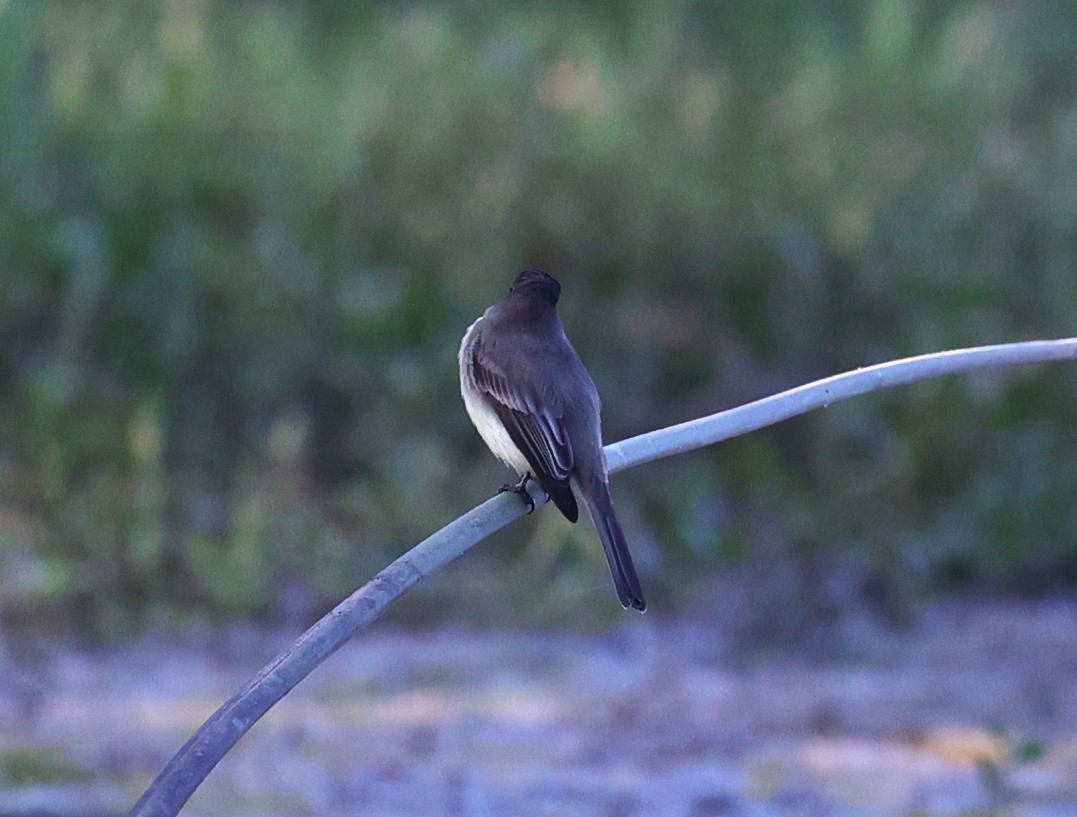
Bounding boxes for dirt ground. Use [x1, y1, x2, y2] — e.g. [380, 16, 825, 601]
[2, 599, 1077, 817]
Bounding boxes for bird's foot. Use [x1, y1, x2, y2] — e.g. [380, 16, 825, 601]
[498, 473, 536, 514]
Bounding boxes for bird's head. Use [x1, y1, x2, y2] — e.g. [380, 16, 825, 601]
[509, 268, 561, 304]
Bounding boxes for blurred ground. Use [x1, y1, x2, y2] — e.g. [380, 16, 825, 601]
[3, 6, 1076, 813]
[2, 599, 1077, 816]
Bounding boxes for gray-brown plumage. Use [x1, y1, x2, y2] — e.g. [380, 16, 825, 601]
[459, 269, 646, 612]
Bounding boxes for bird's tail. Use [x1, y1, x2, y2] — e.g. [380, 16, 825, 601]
[580, 480, 646, 612]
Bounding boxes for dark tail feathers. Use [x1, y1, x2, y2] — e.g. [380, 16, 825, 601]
[582, 482, 646, 612]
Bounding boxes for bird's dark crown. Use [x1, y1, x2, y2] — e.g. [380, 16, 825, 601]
[509, 268, 561, 304]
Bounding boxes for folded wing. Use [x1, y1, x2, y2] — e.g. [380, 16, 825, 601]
[469, 344, 579, 522]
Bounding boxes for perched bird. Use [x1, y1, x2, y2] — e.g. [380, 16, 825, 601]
[459, 268, 646, 612]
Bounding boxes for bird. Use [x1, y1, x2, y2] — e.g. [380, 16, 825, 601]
[458, 268, 646, 612]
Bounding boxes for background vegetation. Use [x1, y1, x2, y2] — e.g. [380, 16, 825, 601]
[1, 0, 1075, 635]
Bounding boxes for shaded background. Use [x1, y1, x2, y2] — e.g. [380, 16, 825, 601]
[1, 0, 1076, 636]
[4, 2, 1077, 815]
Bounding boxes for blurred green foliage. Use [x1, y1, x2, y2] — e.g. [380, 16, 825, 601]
[1, 0, 1076, 633]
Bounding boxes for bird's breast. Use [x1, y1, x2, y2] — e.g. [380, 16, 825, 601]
[459, 316, 531, 475]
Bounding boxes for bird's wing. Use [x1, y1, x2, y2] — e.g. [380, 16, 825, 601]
[470, 340, 579, 522]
